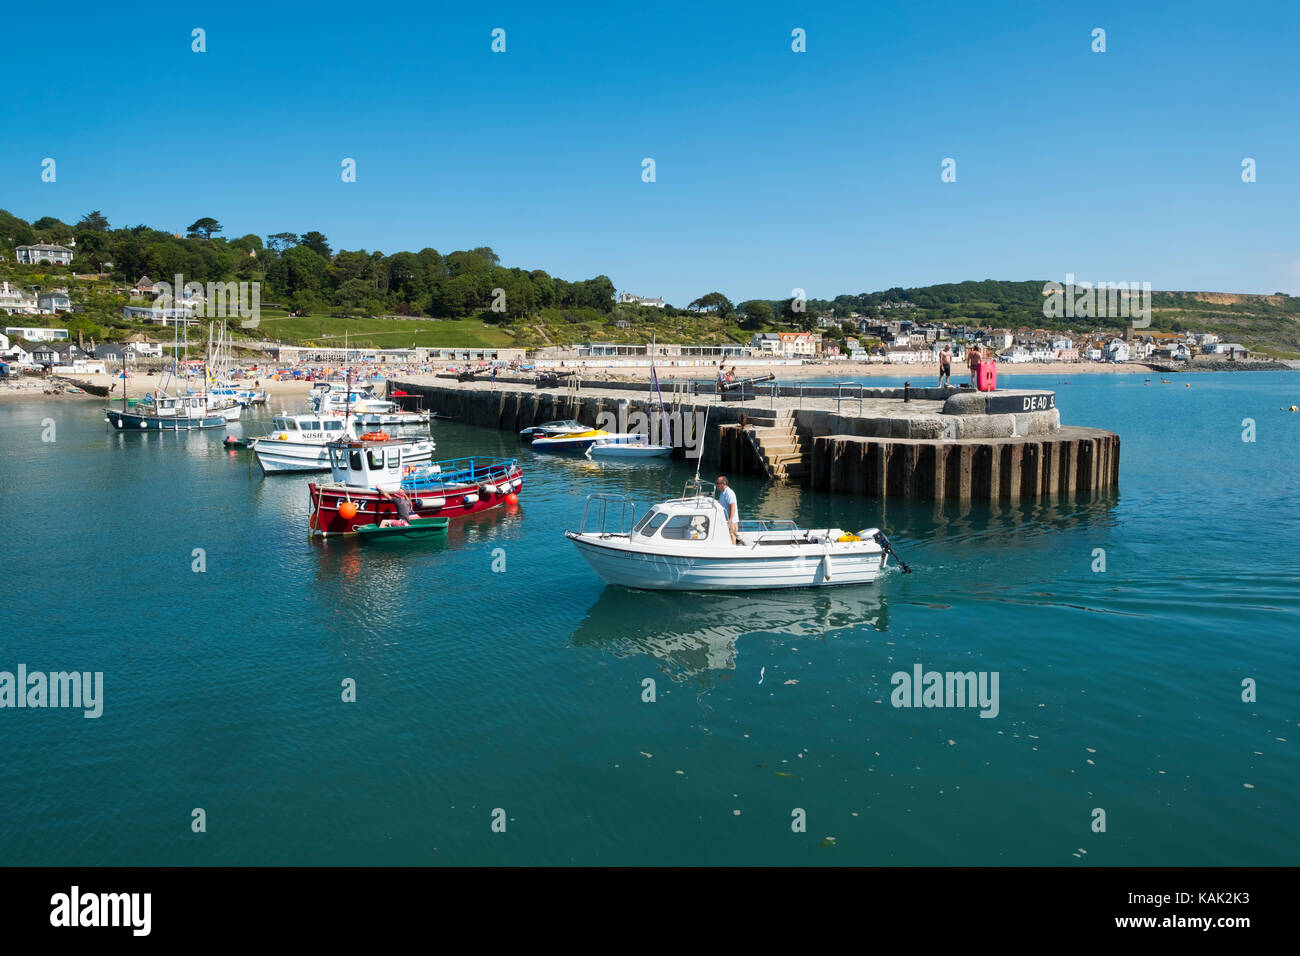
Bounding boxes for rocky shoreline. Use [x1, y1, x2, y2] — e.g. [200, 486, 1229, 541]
[1143, 360, 1296, 373]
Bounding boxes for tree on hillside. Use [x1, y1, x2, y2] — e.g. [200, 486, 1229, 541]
[689, 292, 733, 315]
[0, 209, 36, 246]
[299, 231, 331, 260]
[266, 232, 299, 254]
[186, 217, 222, 239]
[31, 217, 73, 244]
[741, 300, 773, 329]
[77, 210, 110, 232]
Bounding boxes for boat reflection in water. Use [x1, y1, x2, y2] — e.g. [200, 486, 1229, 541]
[571, 586, 888, 681]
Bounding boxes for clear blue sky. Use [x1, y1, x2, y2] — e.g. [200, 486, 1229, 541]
[3, 0, 1296, 303]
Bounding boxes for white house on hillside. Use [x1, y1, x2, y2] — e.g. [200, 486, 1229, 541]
[15, 244, 74, 266]
[617, 292, 666, 308]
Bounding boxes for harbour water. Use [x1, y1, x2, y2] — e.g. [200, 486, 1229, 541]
[0, 372, 1296, 865]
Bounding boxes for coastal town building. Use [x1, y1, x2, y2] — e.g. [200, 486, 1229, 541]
[616, 292, 666, 308]
[15, 244, 74, 266]
[37, 289, 72, 313]
[5, 323, 68, 341]
[0, 283, 40, 315]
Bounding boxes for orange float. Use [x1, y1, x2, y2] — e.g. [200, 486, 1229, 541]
[339, 501, 358, 519]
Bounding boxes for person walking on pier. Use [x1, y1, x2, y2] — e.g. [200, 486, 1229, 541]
[717, 476, 740, 546]
[939, 344, 953, 387]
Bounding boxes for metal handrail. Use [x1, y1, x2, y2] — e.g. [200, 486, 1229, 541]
[580, 493, 636, 534]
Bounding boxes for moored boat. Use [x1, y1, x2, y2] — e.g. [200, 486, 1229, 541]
[566, 480, 908, 591]
[520, 419, 588, 441]
[250, 415, 434, 474]
[586, 435, 673, 459]
[308, 436, 522, 536]
[355, 517, 450, 542]
[530, 428, 645, 453]
[106, 394, 226, 430]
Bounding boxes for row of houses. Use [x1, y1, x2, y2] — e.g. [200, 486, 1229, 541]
[854, 318, 1253, 364]
[1, 331, 164, 371]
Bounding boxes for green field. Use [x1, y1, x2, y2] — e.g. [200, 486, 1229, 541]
[248, 312, 516, 349]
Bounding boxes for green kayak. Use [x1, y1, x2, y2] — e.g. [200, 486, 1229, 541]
[354, 517, 450, 542]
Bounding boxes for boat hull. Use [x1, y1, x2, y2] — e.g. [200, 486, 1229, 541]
[566, 532, 886, 590]
[308, 463, 522, 536]
[106, 408, 226, 430]
[588, 444, 673, 459]
[355, 518, 450, 542]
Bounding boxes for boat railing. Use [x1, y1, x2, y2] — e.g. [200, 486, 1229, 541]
[580, 493, 636, 535]
[400, 456, 518, 491]
[680, 478, 716, 502]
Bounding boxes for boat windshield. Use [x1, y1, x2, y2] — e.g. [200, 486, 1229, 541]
[632, 511, 668, 535]
[659, 514, 710, 541]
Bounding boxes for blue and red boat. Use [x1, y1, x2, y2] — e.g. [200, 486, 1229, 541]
[308, 433, 522, 537]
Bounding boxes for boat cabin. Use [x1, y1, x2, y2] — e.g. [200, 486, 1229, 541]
[630, 498, 729, 543]
[326, 438, 429, 490]
[271, 414, 351, 441]
[153, 395, 210, 418]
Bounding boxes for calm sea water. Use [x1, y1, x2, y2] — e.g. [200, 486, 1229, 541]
[0, 372, 1296, 865]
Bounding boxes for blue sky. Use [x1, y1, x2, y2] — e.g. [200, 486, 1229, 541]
[2, 0, 1296, 303]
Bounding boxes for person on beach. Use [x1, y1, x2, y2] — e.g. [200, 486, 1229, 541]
[716, 476, 740, 545]
[715, 361, 724, 387]
[967, 344, 983, 386]
[938, 344, 952, 387]
[377, 489, 413, 527]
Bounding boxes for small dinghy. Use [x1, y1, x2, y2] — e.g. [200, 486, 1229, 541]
[354, 517, 450, 542]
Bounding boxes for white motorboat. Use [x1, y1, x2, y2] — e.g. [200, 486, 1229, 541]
[585, 435, 673, 459]
[250, 414, 434, 474]
[520, 419, 588, 441]
[566, 480, 908, 591]
[310, 383, 430, 427]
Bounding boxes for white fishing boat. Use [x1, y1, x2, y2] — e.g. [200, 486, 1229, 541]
[566, 480, 908, 591]
[250, 415, 434, 474]
[585, 435, 673, 459]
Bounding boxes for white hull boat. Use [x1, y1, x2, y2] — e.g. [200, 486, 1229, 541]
[566, 481, 909, 591]
[250, 415, 433, 474]
[586, 436, 673, 459]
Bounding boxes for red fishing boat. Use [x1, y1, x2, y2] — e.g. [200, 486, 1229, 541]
[308, 434, 523, 537]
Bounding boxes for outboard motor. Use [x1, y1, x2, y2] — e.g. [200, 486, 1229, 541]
[871, 531, 912, 573]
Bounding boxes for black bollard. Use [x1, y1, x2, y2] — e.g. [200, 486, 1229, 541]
[903, 381, 910, 403]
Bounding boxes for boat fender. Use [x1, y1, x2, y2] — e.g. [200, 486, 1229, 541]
[423, 497, 446, 509]
[463, 493, 479, 506]
[510, 477, 522, 490]
[821, 554, 833, 580]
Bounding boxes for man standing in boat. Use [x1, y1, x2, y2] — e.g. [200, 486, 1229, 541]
[717, 476, 740, 546]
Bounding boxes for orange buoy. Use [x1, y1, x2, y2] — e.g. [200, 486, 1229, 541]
[506, 493, 518, 504]
[339, 501, 358, 519]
